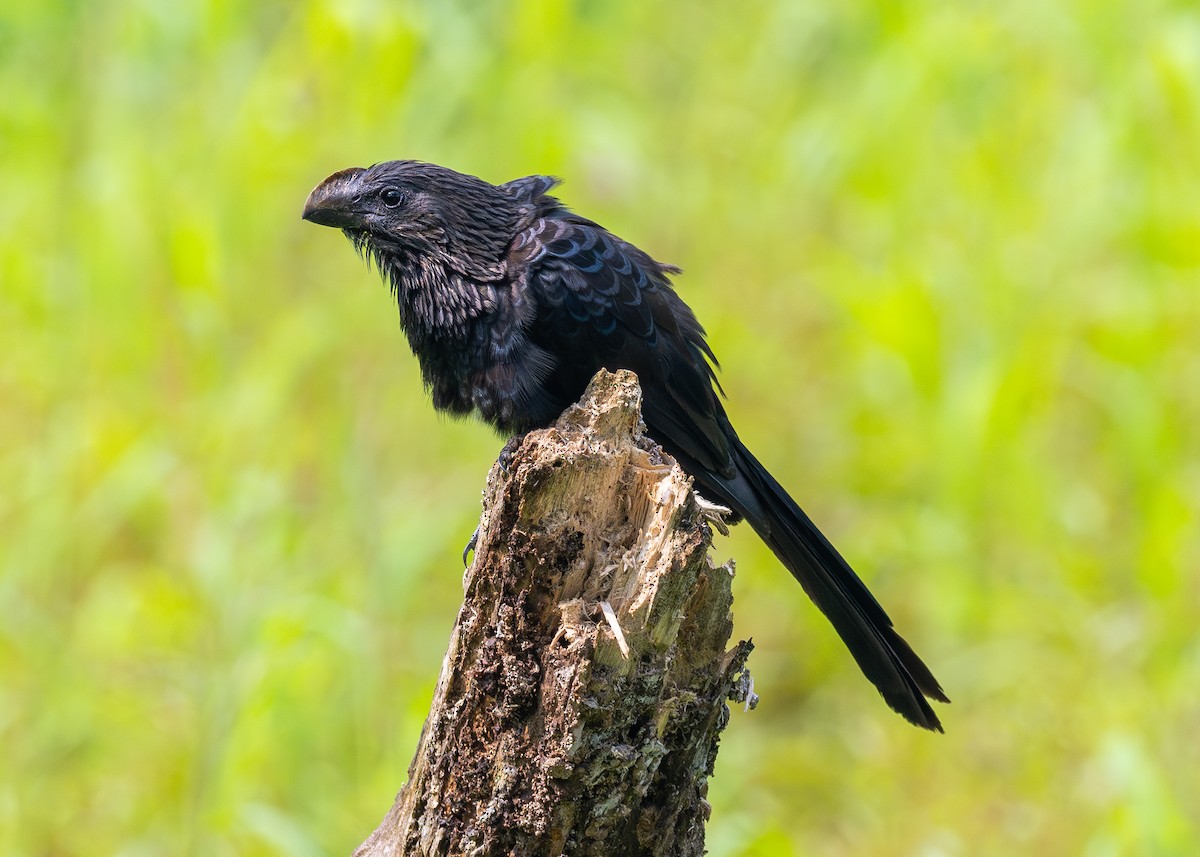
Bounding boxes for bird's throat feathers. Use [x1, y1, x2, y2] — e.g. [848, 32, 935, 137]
[348, 227, 493, 347]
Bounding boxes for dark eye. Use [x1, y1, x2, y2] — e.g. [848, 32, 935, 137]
[380, 187, 405, 208]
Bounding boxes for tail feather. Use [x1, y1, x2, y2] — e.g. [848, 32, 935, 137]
[722, 436, 948, 731]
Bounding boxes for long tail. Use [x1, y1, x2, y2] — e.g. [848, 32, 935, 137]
[717, 433, 949, 731]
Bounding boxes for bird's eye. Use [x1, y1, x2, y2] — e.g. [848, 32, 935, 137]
[380, 187, 405, 208]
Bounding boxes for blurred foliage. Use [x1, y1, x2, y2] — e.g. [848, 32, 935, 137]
[2, 0, 1199, 854]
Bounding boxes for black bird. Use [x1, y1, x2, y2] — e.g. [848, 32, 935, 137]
[302, 160, 948, 731]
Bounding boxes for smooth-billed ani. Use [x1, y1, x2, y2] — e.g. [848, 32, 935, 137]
[302, 160, 948, 731]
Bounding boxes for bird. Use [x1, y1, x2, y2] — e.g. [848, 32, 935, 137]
[302, 160, 948, 731]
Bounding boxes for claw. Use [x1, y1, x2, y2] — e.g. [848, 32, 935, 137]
[497, 432, 528, 474]
[462, 525, 480, 567]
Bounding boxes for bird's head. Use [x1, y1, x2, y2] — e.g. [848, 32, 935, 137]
[302, 160, 520, 280]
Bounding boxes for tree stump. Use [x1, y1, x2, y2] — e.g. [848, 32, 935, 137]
[354, 370, 756, 857]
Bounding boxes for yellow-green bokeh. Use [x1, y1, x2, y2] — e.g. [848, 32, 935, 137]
[3, 1, 1198, 855]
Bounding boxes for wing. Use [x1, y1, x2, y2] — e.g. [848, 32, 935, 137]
[511, 215, 735, 479]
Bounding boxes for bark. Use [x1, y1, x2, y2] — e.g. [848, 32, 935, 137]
[354, 370, 756, 857]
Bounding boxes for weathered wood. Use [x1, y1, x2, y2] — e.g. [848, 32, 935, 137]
[355, 370, 755, 857]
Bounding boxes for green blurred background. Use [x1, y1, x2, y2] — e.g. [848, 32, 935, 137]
[3, 1, 1198, 854]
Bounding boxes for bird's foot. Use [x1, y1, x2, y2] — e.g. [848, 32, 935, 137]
[497, 432, 528, 474]
[463, 434, 530, 566]
[462, 525, 480, 567]
[693, 492, 732, 536]
[464, 434, 528, 568]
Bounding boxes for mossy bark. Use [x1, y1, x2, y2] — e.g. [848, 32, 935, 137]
[354, 370, 755, 857]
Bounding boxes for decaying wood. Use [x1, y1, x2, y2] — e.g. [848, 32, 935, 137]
[354, 369, 756, 857]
